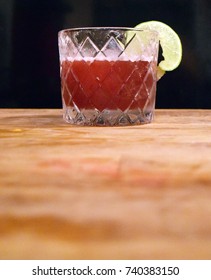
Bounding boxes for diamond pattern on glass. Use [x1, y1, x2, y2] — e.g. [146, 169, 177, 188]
[59, 28, 158, 126]
[79, 36, 100, 58]
[62, 61, 156, 125]
[101, 36, 124, 58]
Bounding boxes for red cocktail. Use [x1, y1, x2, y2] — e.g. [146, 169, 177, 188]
[61, 59, 156, 112]
[58, 27, 159, 125]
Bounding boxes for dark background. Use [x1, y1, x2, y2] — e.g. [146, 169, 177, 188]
[0, 0, 211, 109]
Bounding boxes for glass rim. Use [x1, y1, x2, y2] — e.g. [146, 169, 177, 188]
[58, 26, 158, 35]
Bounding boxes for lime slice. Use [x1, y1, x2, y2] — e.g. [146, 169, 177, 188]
[135, 21, 182, 72]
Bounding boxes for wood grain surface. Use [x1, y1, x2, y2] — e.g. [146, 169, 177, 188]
[0, 109, 211, 260]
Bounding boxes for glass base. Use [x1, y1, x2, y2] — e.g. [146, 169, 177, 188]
[63, 107, 154, 126]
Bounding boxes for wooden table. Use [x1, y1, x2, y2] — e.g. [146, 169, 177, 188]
[0, 109, 211, 260]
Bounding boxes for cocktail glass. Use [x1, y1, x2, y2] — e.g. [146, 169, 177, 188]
[58, 27, 159, 126]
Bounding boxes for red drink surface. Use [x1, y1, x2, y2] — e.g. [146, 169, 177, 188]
[61, 59, 155, 111]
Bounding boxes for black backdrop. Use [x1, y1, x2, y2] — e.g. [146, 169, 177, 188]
[0, 0, 211, 108]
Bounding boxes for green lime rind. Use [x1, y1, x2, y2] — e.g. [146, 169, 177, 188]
[135, 21, 182, 71]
